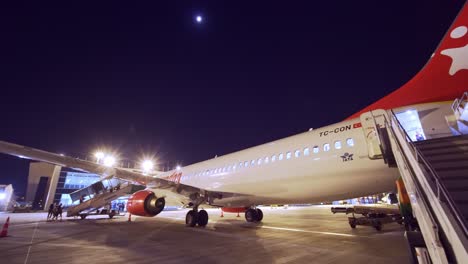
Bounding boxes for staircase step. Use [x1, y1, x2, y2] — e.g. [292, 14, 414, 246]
[430, 162, 468, 171]
[422, 152, 468, 162]
[421, 148, 468, 157]
[450, 191, 468, 205]
[436, 170, 468, 179]
[413, 135, 468, 145]
[441, 178, 468, 190]
[452, 203, 468, 222]
[416, 141, 468, 151]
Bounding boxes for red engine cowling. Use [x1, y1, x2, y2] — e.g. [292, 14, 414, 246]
[127, 190, 165, 217]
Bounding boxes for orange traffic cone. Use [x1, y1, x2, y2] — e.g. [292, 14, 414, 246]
[127, 213, 132, 222]
[0, 217, 10, 238]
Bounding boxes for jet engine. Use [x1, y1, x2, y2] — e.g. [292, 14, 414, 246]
[127, 190, 165, 217]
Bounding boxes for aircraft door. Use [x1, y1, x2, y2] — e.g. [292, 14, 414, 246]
[359, 110, 391, 160]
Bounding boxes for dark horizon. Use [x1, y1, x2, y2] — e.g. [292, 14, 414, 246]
[0, 1, 465, 196]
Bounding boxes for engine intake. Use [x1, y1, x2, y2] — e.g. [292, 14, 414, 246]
[127, 190, 165, 217]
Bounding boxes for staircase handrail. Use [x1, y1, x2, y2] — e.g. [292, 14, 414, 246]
[389, 109, 468, 237]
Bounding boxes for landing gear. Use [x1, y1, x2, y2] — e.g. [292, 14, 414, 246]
[185, 208, 209, 227]
[256, 208, 263, 222]
[245, 208, 263, 222]
[185, 210, 198, 227]
[198, 210, 208, 227]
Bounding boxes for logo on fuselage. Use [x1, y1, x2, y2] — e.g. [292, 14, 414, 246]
[340, 152, 354, 162]
[162, 172, 183, 184]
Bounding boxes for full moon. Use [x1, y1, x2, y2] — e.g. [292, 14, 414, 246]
[196, 15, 203, 23]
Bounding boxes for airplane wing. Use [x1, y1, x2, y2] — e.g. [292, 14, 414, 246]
[0, 140, 247, 207]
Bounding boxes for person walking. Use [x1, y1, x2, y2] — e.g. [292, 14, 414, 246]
[51, 203, 58, 221]
[47, 203, 55, 220]
[57, 203, 63, 221]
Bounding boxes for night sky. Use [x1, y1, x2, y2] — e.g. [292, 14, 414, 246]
[0, 1, 465, 195]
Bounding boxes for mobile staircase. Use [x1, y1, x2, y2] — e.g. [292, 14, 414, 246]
[361, 93, 468, 263]
[66, 179, 145, 218]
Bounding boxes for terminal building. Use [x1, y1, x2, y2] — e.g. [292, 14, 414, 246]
[26, 162, 128, 210]
[0, 184, 14, 211]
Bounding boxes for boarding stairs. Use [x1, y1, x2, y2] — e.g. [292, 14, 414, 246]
[361, 93, 468, 263]
[66, 180, 144, 217]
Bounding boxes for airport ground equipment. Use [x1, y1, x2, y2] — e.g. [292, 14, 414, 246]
[66, 180, 145, 218]
[362, 94, 468, 263]
[331, 205, 402, 231]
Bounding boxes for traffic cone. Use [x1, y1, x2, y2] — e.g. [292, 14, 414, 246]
[127, 213, 132, 222]
[236, 212, 240, 217]
[220, 209, 224, 218]
[0, 217, 10, 238]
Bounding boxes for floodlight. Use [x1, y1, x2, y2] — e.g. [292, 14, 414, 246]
[142, 160, 154, 173]
[103, 156, 116, 167]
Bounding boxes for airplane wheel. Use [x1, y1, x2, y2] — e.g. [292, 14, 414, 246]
[186, 210, 199, 227]
[80, 215, 87, 220]
[256, 209, 263, 222]
[197, 210, 208, 227]
[349, 219, 357, 229]
[374, 222, 382, 231]
[245, 208, 258, 222]
[108, 210, 117, 219]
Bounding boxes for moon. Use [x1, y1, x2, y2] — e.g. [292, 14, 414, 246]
[196, 15, 203, 23]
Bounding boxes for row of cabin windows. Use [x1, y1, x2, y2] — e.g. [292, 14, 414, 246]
[193, 138, 355, 177]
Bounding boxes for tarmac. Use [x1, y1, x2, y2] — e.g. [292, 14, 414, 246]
[0, 205, 410, 264]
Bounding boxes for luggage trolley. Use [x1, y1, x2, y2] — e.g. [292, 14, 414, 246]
[331, 205, 403, 231]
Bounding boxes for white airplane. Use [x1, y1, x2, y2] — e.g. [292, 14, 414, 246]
[0, 3, 467, 227]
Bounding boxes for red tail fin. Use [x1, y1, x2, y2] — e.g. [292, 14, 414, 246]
[347, 3, 468, 120]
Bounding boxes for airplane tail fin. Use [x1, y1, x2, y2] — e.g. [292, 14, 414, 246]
[347, 3, 468, 119]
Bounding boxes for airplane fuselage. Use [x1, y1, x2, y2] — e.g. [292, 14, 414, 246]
[155, 117, 400, 207]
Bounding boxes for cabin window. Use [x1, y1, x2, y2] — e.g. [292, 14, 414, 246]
[304, 147, 310, 156]
[272, 155, 276, 162]
[223, 167, 226, 172]
[334, 140, 342, 149]
[214, 168, 218, 173]
[264, 157, 269, 163]
[257, 158, 262, 165]
[244, 161, 249, 167]
[313, 145, 319, 153]
[286, 151, 292, 159]
[279, 153, 284, 161]
[233, 164, 236, 170]
[295, 150, 300, 158]
[346, 138, 354, 147]
[251, 160, 255, 166]
[323, 143, 330, 152]
[228, 165, 231, 171]
[239, 162, 243, 168]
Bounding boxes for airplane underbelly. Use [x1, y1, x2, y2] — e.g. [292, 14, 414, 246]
[202, 158, 400, 205]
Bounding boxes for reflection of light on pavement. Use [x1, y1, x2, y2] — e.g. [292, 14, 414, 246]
[260, 225, 365, 237]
